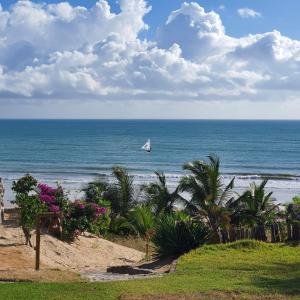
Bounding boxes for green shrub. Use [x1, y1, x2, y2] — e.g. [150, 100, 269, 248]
[152, 213, 210, 256]
[109, 216, 134, 236]
[129, 205, 155, 238]
[12, 174, 47, 246]
[63, 201, 110, 239]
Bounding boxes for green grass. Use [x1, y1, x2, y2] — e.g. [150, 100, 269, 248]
[1, 240, 300, 299]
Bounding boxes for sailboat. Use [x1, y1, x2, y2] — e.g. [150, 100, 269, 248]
[141, 139, 151, 152]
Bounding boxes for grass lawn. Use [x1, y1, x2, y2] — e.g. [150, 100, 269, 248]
[1, 240, 300, 300]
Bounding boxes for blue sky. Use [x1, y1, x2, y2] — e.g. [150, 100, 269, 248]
[1, 0, 300, 39]
[0, 0, 300, 119]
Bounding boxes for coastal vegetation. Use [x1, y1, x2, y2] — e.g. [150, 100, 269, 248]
[3, 154, 300, 299]
[10, 154, 300, 254]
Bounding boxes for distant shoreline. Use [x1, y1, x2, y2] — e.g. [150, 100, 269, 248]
[2, 171, 300, 206]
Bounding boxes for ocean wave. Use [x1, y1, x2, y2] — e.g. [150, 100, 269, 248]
[1, 170, 300, 183]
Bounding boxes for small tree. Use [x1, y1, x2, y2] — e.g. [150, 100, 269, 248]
[231, 180, 278, 241]
[143, 171, 183, 215]
[179, 155, 235, 243]
[129, 205, 155, 258]
[12, 174, 46, 247]
[84, 167, 136, 217]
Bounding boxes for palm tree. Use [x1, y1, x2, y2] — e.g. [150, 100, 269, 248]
[82, 166, 135, 217]
[129, 205, 155, 238]
[179, 154, 235, 243]
[231, 179, 278, 241]
[109, 166, 135, 216]
[129, 205, 155, 258]
[143, 171, 183, 215]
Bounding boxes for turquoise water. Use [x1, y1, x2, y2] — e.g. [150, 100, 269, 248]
[0, 120, 300, 203]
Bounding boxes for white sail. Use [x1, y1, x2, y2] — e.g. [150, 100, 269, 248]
[142, 139, 151, 152]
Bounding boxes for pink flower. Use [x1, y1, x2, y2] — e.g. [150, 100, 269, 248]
[40, 194, 56, 203]
[38, 183, 57, 194]
[95, 206, 106, 217]
[79, 203, 85, 209]
[49, 204, 60, 213]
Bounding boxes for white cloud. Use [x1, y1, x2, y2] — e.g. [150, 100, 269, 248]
[237, 8, 261, 18]
[0, 0, 299, 109]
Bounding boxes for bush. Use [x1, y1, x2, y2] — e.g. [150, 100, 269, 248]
[38, 183, 69, 214]
[109, 216, 134, 236]
[12, 174, 47, 246]
[12, 175, 111, 241]
[152, 213, 210, 256]
[129, 205, 155, 238]
[63, 201, 110, 239]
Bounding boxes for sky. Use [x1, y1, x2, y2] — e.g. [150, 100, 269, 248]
[0, 0, 300, 119]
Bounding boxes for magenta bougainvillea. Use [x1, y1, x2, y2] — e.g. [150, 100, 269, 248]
[38, 183, 62, 212]
[37, 182, 109, 239]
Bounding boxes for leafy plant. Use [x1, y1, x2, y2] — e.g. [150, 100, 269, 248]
[179, 154, 235, 243]
[152, 213, 210, 256]
[229, 180, 279, 241]
[83, 167, 136, 217]
[292, 196, 300, 206]
[129, 205, 155, 238]
[63, 201, 109, 239]
[82, 179, 109, 204]
[143, 171, 183, 215]
[109, 215, 134, 236]
[12, 174, 46, 246]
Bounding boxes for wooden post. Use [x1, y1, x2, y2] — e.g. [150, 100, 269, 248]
[145, 234, 149, 260]
[271, 224, 275, 243]
[35, 214, 41, 271]
[287, 222, 292, 240]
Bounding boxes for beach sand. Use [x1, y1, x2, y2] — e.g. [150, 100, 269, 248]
[0, 221, 145, 281]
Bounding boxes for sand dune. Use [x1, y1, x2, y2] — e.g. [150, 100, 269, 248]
[0, 225, 144, 274]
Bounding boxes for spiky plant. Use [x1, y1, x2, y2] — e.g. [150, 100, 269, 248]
[143, 171, 183, 215]
[179, 154, 235, 243]
[152, 213, 210, 256]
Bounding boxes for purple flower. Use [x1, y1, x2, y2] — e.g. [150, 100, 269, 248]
[79, 203, 85, 209]
[38, 183, 57, 194]
[40, 194, 56, 203]
[95, 206, 106, 217]
[49, 204, 60, 213]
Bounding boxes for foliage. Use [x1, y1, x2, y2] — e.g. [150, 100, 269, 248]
[128, 205, 155, 238]
[230, 179, 278, 226]
[12, 174, 111, 241]
[152, 213, 210, 256]
[82, 179, 109, 204]
[108, 166, 136, 216]
[63, 201, 109, 239]
[142, 171, 183, 215]
[38, 183, 69, 214]
[292, 196, 300, 206]
[179, 154, 235, 243]
[12, 173, 38, 194]
[84, 167, 136, 217]
[109, 215, 134, 236]
[12, 174, 46, 245]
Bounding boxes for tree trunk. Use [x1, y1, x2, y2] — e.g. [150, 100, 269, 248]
[22, 227, 33, 247]
[208, 215, 222, 244]
[255, 224, 267, 241]
[287, 221, 292, 240]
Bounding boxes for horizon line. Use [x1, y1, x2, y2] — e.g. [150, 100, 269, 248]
[0, 118, 300, 121]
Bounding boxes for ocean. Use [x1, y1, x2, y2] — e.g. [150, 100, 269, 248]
[1, 119, 300, 205]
